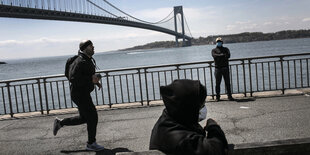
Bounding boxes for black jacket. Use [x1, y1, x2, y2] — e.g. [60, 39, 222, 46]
[149, 80, 228, 155]
[211, 46, 230, 68]
[69, 52, 95, 94]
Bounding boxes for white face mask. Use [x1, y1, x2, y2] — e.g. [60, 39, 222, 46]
[198, 105, 207, 122]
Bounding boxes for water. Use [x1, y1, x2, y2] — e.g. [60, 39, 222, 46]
[1, 38, 310, 81]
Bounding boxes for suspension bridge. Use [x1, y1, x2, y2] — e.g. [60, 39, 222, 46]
[0, 0, 193, 46]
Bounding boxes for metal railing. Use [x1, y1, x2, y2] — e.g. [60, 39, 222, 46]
[1, 53, 310, 117]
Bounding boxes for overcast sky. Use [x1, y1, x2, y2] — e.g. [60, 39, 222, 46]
[0, 0, 310, 60]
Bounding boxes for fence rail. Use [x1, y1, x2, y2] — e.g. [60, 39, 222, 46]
[1, 53, 310, 117]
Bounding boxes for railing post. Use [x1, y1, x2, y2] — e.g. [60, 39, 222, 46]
[1, 87, 7, 115]
[106, 72, 112, 108]
[280, 57, 285, 94]
[100, 73, 105, 105]
[138, 69, 143, 106]
[43, 78, 49, 114]
[248, 59, 253, 97]
[176, 65, 180, 79]
[300, 59, 303, 88]
[37, 79, 44, 115]
[307, 59, 309, 87]
[144, 68, 150, 106]
[209, 62, 215, 100]
[6, 82, 14, 117]
[242, 60, 247, 97]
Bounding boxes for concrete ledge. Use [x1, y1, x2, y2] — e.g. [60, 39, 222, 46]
[229, 138, 310, 155]
[116, 138, 310, 155]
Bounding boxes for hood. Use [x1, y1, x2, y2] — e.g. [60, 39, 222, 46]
[160, 79, 207, 126]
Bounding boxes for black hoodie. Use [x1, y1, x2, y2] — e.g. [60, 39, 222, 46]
[149, 79, 228, 155]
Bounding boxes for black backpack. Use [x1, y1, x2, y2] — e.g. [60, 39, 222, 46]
[65, 55, 79, 80]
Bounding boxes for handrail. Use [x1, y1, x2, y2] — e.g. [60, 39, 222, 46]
[1, 52, 309, 83]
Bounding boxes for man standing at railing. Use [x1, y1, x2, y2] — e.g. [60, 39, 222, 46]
[52, 40, 105, 151]
[212, 37, 234, 102]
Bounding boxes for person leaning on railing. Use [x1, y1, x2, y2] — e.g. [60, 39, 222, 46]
[211, 37, 234, 102]
[150, 79, 228, 155]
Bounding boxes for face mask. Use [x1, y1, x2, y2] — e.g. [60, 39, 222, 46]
[198, 105, 207, 122]
[216, 42, 223, 47]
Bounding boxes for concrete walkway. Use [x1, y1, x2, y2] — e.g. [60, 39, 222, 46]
[0, 90, 310, 155]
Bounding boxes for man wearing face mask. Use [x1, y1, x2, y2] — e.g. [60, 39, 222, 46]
[53, 40, 104, 151]
[150, 79, 228, 155]
[212, 37, 234, 102]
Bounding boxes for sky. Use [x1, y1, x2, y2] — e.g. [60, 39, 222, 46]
[0, 0, 310, 60]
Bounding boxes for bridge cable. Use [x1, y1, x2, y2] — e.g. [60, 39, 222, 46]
[176, 13, 193, 38]
[86, 0, 118, 17]
[183, 14, 193, 38]
[102, 0, 174, 24]
[176, 15, 192, 39]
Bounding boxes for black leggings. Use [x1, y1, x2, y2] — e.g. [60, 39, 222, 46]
[61, 92, 98, 144]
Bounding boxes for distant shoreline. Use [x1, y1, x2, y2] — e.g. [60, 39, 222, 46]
[119, 29, 310, 51]
[0, 62, 7, 64]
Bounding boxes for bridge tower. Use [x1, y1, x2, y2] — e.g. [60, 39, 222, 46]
[174, 6, 191, 47]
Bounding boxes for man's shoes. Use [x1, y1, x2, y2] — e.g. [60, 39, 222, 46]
[86, 142, 105, 151]
[215, 98, 220, 102]
[53, 117, 62, 136]
[228, 97, 235, 101]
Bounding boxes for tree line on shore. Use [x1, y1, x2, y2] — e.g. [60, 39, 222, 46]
[121, 29, 310, 51]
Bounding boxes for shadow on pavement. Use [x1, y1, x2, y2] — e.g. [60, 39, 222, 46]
[61, 147, 132, 155]
[234, 98, 256, 102]
[61, 149, 90, 154]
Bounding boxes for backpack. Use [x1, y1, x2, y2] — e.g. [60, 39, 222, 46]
[65, 55, 79, 80]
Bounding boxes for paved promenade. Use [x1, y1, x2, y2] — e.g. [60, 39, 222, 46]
[0, 90, 310, 155]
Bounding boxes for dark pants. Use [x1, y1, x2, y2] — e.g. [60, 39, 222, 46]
[61, 91, 98, 144]
[215, 67, 232, 99]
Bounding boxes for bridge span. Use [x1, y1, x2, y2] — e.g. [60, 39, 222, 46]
[0, 0, 193, 46]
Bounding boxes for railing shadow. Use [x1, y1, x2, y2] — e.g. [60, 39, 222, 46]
[234, 98, 256, 102]
[60, 147, 132, 155]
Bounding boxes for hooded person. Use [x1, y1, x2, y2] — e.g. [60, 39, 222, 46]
[149, 79, 228, 155]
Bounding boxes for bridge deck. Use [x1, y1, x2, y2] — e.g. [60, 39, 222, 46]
[0, 5, 192, 41]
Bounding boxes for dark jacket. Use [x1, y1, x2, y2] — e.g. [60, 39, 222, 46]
[69, 52, 95, 94]
[149, 79, 228, 155]
[211, 46, 230, 68]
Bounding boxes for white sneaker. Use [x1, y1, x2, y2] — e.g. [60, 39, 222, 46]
[86, 142, 105, 151]
[53, 117, 62, 136]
